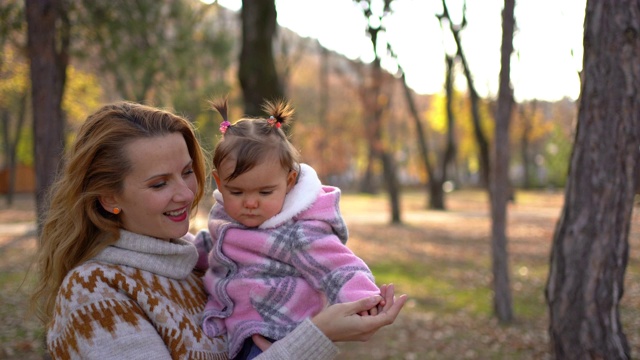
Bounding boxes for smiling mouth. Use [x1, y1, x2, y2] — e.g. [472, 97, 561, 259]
[165, 208, 187, 217]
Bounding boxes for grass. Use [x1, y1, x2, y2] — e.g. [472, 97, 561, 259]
[0, 190, 638, 359]
[335, 189, 639, 359]
[371, 261, 495, 316]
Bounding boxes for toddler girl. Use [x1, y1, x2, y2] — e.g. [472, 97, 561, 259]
[193, 97, 380, 359]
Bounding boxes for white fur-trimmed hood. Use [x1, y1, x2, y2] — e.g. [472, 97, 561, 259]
[212, 163, 322, 229]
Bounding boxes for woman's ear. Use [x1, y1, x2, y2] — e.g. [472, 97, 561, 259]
[98, 194, 119, 214]
[286, 170, 298, 192]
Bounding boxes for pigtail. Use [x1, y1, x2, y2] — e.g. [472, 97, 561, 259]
[262, 99, 294, 129]
[209, 97, 231, 134]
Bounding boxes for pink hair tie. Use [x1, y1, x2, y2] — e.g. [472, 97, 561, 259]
[267, 116, 281, 128]
[220, 121, 231, 134]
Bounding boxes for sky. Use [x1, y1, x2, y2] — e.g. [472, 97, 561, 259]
[213, 0, 587, 102]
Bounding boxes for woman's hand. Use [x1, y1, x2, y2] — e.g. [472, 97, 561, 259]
[311, 283, 407, 342]
[358, 283, 389, 316]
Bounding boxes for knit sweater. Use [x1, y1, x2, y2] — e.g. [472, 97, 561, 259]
[47, 229, 338, 360]
[193, 164, 379, 358]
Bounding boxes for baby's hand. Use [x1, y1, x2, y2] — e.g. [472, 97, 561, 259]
[358, 284, 388, 316]
[251, 334, 272, 351]
[311, 283, 407, 342]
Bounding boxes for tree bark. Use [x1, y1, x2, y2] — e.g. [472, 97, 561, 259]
[26, 0, 68, 234]
[239, 0, 283, 116]
[490, 0, 515, 323]
[545, 1, 639, 358]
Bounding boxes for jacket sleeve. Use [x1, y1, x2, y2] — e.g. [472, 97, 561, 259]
[293, 220, 380, 304]
[254, 319, 338, 360]
[187, 229, 213, 271]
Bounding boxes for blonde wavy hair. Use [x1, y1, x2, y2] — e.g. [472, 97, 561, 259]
[30, 101, 207, 325]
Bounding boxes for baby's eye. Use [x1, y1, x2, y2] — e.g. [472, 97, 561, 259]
[260, 191, 274, 195]
[229, 191, 242, 196]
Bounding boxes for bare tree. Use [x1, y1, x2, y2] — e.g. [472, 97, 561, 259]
[438, 0, 491, 189]
[518, 100, 538, 189]
[0, 1, 27, 206]
[490, 0, 515, 323]
[1, 94, 29, 206]
[239, 0, 283, 115]
[436, 55, 458, 209]
[394, 49, 456, 210]
[25, 0, 69, 233]
[545, 1, 639, 358]
[355, 0, 402, 223]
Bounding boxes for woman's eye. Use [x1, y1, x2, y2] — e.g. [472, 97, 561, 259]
[183, 168, 194, 176]
[150, 182, 166, 189]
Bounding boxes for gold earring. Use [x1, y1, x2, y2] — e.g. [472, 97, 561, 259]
[113, 207, 121, 215]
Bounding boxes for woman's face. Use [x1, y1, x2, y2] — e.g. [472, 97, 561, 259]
[110, 133, 197, 241]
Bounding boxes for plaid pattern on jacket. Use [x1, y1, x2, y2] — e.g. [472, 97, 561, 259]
[194, 164, 379, 358]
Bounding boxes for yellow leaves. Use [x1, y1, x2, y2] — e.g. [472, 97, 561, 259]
[63, 67, 103, 127]
[1, 44, 103, 127]
[0, 46, 29, 109]
[422, 91, 494, 166]
[424, 93, 447, 133]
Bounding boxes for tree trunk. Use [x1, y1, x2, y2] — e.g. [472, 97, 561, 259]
[1, 93, 29, 206]
[636, 156, 640, 194]
[395, 48, 455, 211]
[361, 0, 401, 224]
[438, 54, 457, 208]
[372, 65, 400, 224]
[359, 148, 378, 194]
[239, 0, 283, 116]
[1, 110, 14, 206]
[380, 152, 401, 223]
[26, 0, 69, 234]
[490, 0, 515, 323]
[545, 1, 639, 358]
[313, 47, 330, 181]
[397, 63, 435, 208]
[519, 101, 536, 189]
[439, 0, 491, 189]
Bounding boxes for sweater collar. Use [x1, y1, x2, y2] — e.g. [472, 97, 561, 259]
[93, 229, 198, 279]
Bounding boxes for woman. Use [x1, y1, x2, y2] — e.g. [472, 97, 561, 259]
[30, 101, 407, 359]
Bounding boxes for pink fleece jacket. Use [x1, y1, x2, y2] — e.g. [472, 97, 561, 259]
[193, 164, 379, 358]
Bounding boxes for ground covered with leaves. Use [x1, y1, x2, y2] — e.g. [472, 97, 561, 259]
[1, 190, 638, 359]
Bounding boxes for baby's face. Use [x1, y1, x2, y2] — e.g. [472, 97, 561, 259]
[214, 158, 297, 228]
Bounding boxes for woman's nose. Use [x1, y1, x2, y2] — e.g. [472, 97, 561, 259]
[175, 180, 195, 203]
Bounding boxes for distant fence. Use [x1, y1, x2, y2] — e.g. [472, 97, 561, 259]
[0, 165, 35, 194]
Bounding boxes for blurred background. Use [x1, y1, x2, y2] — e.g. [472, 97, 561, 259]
[0, 0, 584, 197]
[2, 0, 639, 359]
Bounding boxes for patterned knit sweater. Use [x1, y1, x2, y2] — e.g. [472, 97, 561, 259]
[47, 229, 338, 360]
[193, 164, 379, 358]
